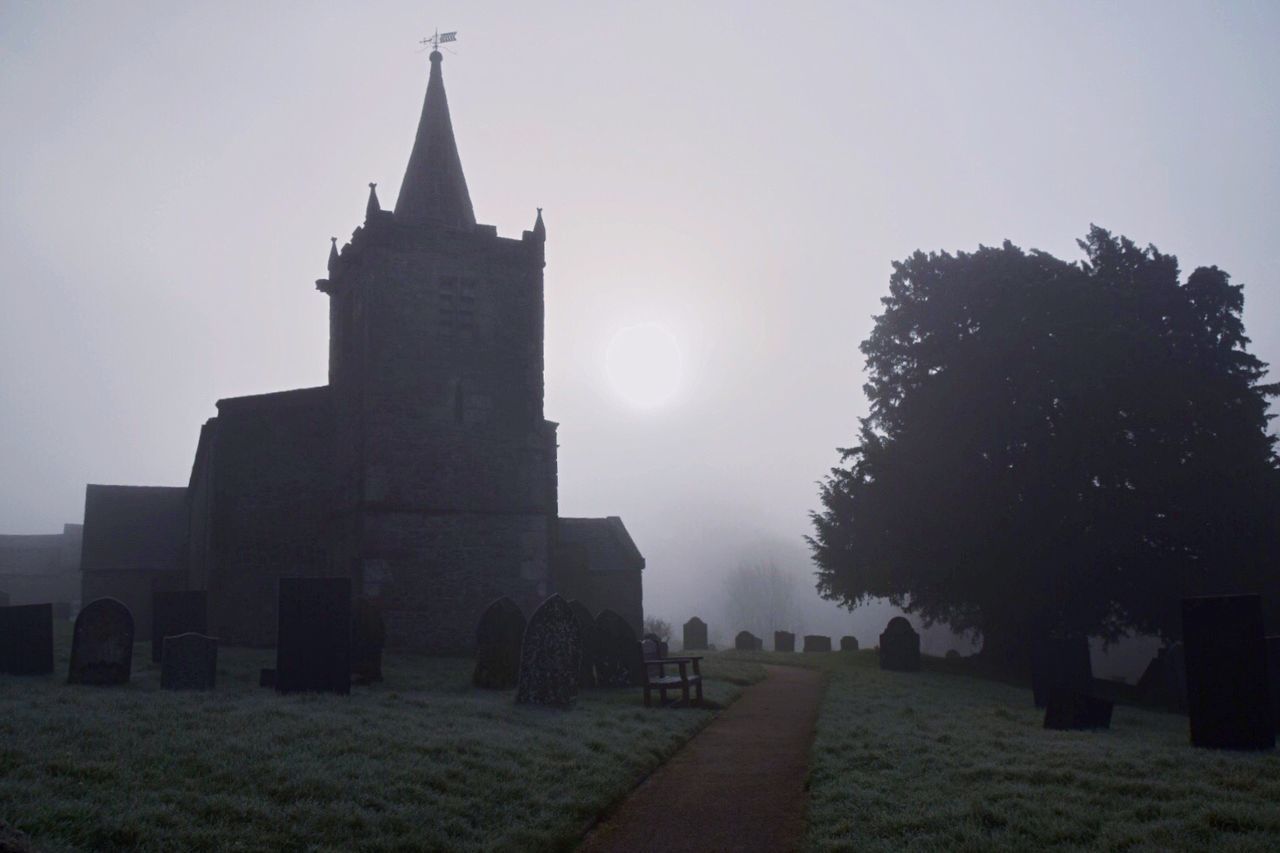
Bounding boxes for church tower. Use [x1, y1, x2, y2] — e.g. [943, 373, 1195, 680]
[319, 49, 557, 651]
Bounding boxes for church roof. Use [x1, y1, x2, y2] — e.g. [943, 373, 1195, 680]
[558, 517, 646, 572]
[81, 485, 188, 573]
[394, 50, 477, 229]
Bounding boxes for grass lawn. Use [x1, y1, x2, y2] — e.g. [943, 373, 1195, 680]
[720, 648, 1280, 851]
[0, 629, 746, 852]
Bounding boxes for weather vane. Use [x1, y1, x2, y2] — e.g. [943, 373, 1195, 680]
[420, 29, 458, 52]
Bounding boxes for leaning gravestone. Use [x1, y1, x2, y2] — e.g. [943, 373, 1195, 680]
[1182, 594, 1274, 750]
[515, 595, 581, 707]
[1043, 688, 1113, 730]
[473, 597, 526, 689]
[0, 603, 54, 675]
[351, 598, 385, 684]
[568, 600, 598, 688]
[804, 635, 832, 653]
[683, 617, 708, 651]
[840, 636, 859, 652]
[596, 609, 642, 687]
[151, 590, 208, 664]
[735, 630, 758, 652]
[1030, 635, 1093, 709]
[774, 631, 796, 653]
[161, 633, 218, 690]
[879, 617, 921, 672]
[275, 577, 351, 695]
[1137, 643, 1188, 712]
[68, 598, 135, 685]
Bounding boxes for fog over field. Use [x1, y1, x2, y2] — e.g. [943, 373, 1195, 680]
[2, 2, 1277, 660]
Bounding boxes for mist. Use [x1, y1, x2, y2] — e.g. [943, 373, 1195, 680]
[3, 2, 1278, 668]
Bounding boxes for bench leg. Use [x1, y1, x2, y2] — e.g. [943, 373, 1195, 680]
[660, 686, 668, 706]
[695, 679, 703, 706]
[681, 680, 690, 706]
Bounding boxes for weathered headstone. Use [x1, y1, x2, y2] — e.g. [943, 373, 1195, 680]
[151, 590, 208, 664]
[351, 598, 385, 685]
[275, 577, 351, 695]
[568, 600, 598, 688]
[1267, 637, 1280, 733]
[161, 633, 218, 690]
[774, 631, 795, 653]
[1182, 595, 1273, 750]
[473, 597, 526, 689]
[642, 632, 670, 660]
[596, 609, 642, 687]
[735, 630, 759, 652]
[1030, 635, 1093, 709]
[879, 617, 920, 672]
[683, 617, 708, 651]
[68, 598, 135, 685]
[515, 594, 581, 707]
[840, 635, 859, 652]
[1043, 688, 1114, 730]
[1137, 643, 1188, 712]
[0, 603, 54, 675]
[803, 635, 832, 653]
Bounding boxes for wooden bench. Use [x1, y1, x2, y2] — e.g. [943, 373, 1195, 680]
[641, 637, 704, 707]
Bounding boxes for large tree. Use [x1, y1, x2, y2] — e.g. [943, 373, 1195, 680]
[809, 227, 1279, 670]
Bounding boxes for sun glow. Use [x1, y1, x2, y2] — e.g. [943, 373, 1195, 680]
[605, 322, 685, 410]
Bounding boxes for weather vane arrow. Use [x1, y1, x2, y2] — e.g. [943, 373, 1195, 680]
[420, 29, 458, 52]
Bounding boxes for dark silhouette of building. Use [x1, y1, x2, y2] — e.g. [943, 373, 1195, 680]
[0, 523, 81, 608]
[77, 49, 644, 650]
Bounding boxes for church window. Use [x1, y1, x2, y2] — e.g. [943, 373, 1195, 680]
[438, 276, 478, 336]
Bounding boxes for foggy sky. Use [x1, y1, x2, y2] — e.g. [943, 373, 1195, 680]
[3, 1, 1278, 648]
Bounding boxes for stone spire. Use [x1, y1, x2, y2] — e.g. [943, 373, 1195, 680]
[532, 208, 545, 242]
[394, 50, 476, 230]
[366, 182, 381, 221]
[327, 237, 340, 275]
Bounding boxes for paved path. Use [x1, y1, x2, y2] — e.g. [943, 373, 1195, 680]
[578, 665, 825, 853]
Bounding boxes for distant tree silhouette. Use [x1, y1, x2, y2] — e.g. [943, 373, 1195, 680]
[808, 227, 1279, 673]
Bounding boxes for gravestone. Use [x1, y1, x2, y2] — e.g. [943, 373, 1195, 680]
[1030, 635, 1093, 708]
[275, 577, 351, 695]
[351, 598, 385, 684]
[879, 617, 921, 672]
[1043, 688, 1114, 730]
[0, 603, 54, 675]
[1267, 637, 1280, 732]
[1137, 643, 1188, 712]
[803, 635, 832, 653]
[683, 617, 708, 651]
[642, 632, 670, 659]
[68, 598, 134, 685]
[568, 600, 597, 688]
[774, 631, 795, 653]
[473, 597, 526, 689]
[840, 636, 859, 652]
[596, 609, 642, 687]
[735, 630, 759, 652]
[1182, 595, 1274, 750]
[161, 633, 218, 690]
[151, 590, 208, 664]
[515, 595, 581, 707]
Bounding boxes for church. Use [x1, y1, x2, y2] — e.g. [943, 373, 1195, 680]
[78, 48, 645, 651]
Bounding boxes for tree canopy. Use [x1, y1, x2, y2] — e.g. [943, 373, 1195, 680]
[808, 227, 1279, 666]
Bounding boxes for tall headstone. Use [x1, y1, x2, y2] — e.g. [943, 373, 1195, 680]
[1137, 643, 1187, 712]
[683, 617, 708, 651]
[473, 597, 526, 689]
[803, 635, 832, 653]
[160, 633, 218, 690]
[840, 635, 859, 652]
[68, 598, 135, 685]
[879, 617, 921, 672]
[774, 631, 796, 653]
[0, 603, 54, 675]
[351, 598, 386, 685]
[515, 595, 581, 707]
[1030, 635, 1093, 708]
[151, 590, 208, 664]
[276, 578, 351, 695]
[1043, 688, 1114, 730]
[568, 600, 598, 687]
[595, 609, 642, 687]
[1182, 595, 1274, 750]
